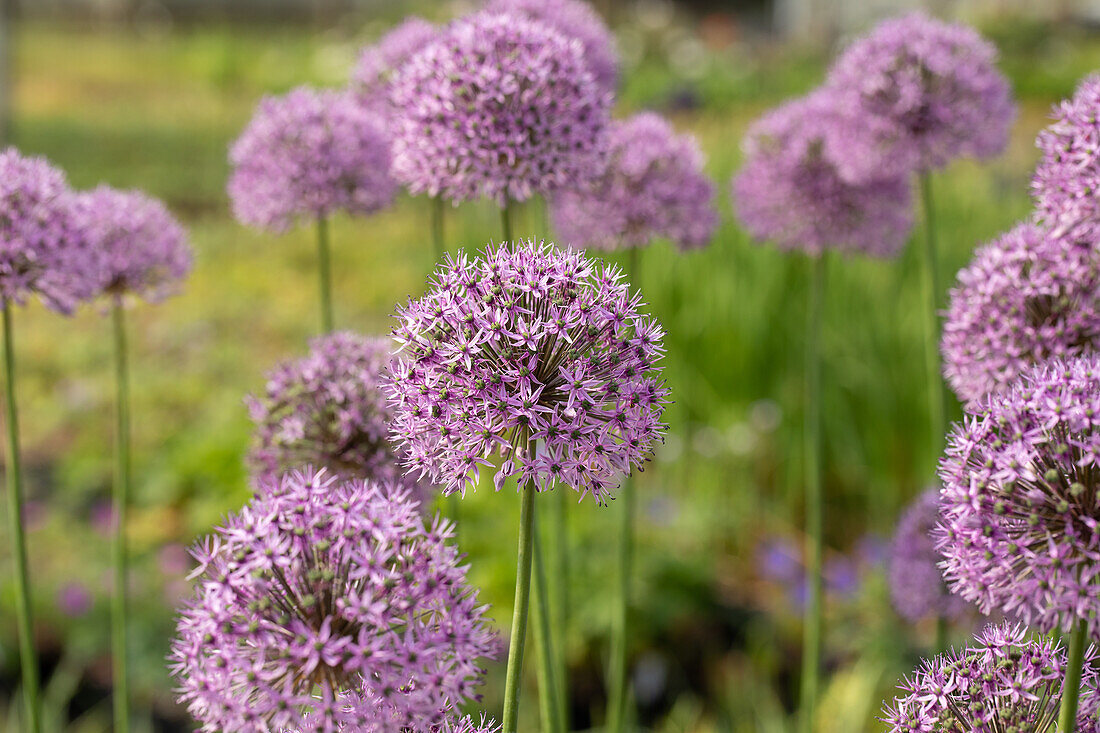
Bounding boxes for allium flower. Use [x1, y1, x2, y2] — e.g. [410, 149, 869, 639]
[390, 11, 611, 206]
[484, 0, 618, 94]
[551, 112, 718, 251]
[352, 17, 438, 105]
[228, 87, 397, 232]
[882, 623, 1100, 732]
[826, 12, 1015, 173]
[732, 92, 913, 257]
[169, 469, 495, 733]
[0, 147, 100, 313]
[936, 354, 1100, 639]
[941, 222, 1100, 408]
[388, 240, 668, 503]
[72, 186, 191, 303]
[889, 488, 971, 623]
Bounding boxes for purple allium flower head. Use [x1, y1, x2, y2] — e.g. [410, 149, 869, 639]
[389, 11, 611, 207]
[732, 91, 914, 257]
[228, 87, 397, 233]
[936, 354, 1100, 639]
[483, 0, 618, 95]
[56, 582, 92, 618]
[889, 488, 972, 623]
[169, 469, 495, 733]
[881, 623, 1100, 732]
[0, 148, 101, 313]
[551, 112, 718, 251]
[437, 715, 501, 732]
[72, 186, 191, 303]
[387, 240, 668, 504]
[826, 12, 1015, 173]
[941, 222, 1100, 408]
[352, 17, 438, 106]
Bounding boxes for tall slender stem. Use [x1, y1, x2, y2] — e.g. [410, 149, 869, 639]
[501, 202, 514, 243]
[532, 513, 563, 733]
[798, 254, 826, 733]
[1059, 621, 1088, 733]
[316, 215, 334, 333]
[2, 301, 40, 733]
[501, 478, 537, 733]
[430, 196, 445, 262]
[111, 301, 131, 733]
[919, 173, 946, 457]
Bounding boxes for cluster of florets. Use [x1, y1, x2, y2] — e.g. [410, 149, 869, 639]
[941, 222, 1100, 408]
[935, 354, 1100, 639]
[732, 91, 914, 257]
[228, 86, 397, 232]
[551, 112, 718, 251]
[387, 240, 668, 504]
[351, 17, 438, 110]
[169, 469, 496, 733]
[72, 186, 192, 303]
[389, 11, 611, 206]
[882, 623, 1100, 732]
[888, 488, 972, 624]
[826, 12, 1015, 173]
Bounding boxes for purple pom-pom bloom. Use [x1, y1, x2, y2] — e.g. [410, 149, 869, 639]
[936, 354, 1100, 639]
[169, 469, 496, 732]
[228, 87, 397, 232]
[484, 0, 618, 95]
[72, 186, 191, 303]
[0, 148, 101, 313]
[941, 222, 1100, 408]
[882, 623, 1100, 732]
[888, 488, 971, 623]
[826, 12, 1015, 173]
[732, 92, 914, 257]
[389, 11, 611, 207]
[551, 112, 718, 251]
[352, 17, 438, 106]
[387, 240, 668, 504]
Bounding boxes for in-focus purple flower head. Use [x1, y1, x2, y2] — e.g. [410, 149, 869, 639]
[0, 148, 102, 313]
[882, 623, 1100, 732]
[387, 239, 669, 504]
[941, 221, 1100, 408]
[888, 488, 972, 624]
[732, 91, 914, 258]
[936, 354, 1100, 640]
[483, 0, 619, 95]
[228, 86, 397, 232]
[826, 11, 1015, 173]
[389, 11, 611, 206]
[72, 186, 191, 304]
[551, 112, 718, 252]
[169, 468, 496, 733]
[352, 16, 438, 109]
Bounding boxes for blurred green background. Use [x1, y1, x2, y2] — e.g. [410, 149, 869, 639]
[0, 1, 1095, 730]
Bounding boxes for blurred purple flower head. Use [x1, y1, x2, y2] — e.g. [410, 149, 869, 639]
[389, 11, 611, 206]
[731, 91, 913, 258]
[228, 87, 397, 232]
[169, 468, 495, 732]
[387, 240, 668, 504]
[941, 222, 1100, 408]
[0, 148, 101, 313]
[73, 186, 191, 303]
[936, 354, 1100, 639]
[90, 499, 116, 536]
[56, 582, 92, 618]
[352, 17, 438, 109]
[826, 12, 1015, 173]
[881, 623, 1100, 732]
[551, 112, 718, 252]
[756, 536, 801, 585]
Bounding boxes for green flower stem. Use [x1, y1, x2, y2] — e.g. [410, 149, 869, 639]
[1059, 621, 1088, 733]
[111, 301, 131, 733]
[501, 478, 536, 733]
[316, 214, 334, 334]
[919, 172, 946, 456]
[532, 513, 563, 733]
[431, 195, 445, 262]
[2, 301, 40, 733]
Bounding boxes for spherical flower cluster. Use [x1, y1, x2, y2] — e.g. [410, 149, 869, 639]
[484, 0, 618, 95]
[826, 12, 1015, 173]
[169, 469, 496, 732]
[941, 222, 1100, 408]
[732, 92, 913, 257]
[936, 354, 1100, 639]
[0, 148, 100, 313]
[551, 112, 718, 251]
[351, 17, 438, 107]
[389, 11, 611, 206]
[388, 240, 668, 504]
[228, 87, 397, 232]
[72, 186, 191, 303]
[888, 488, 971, 623]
